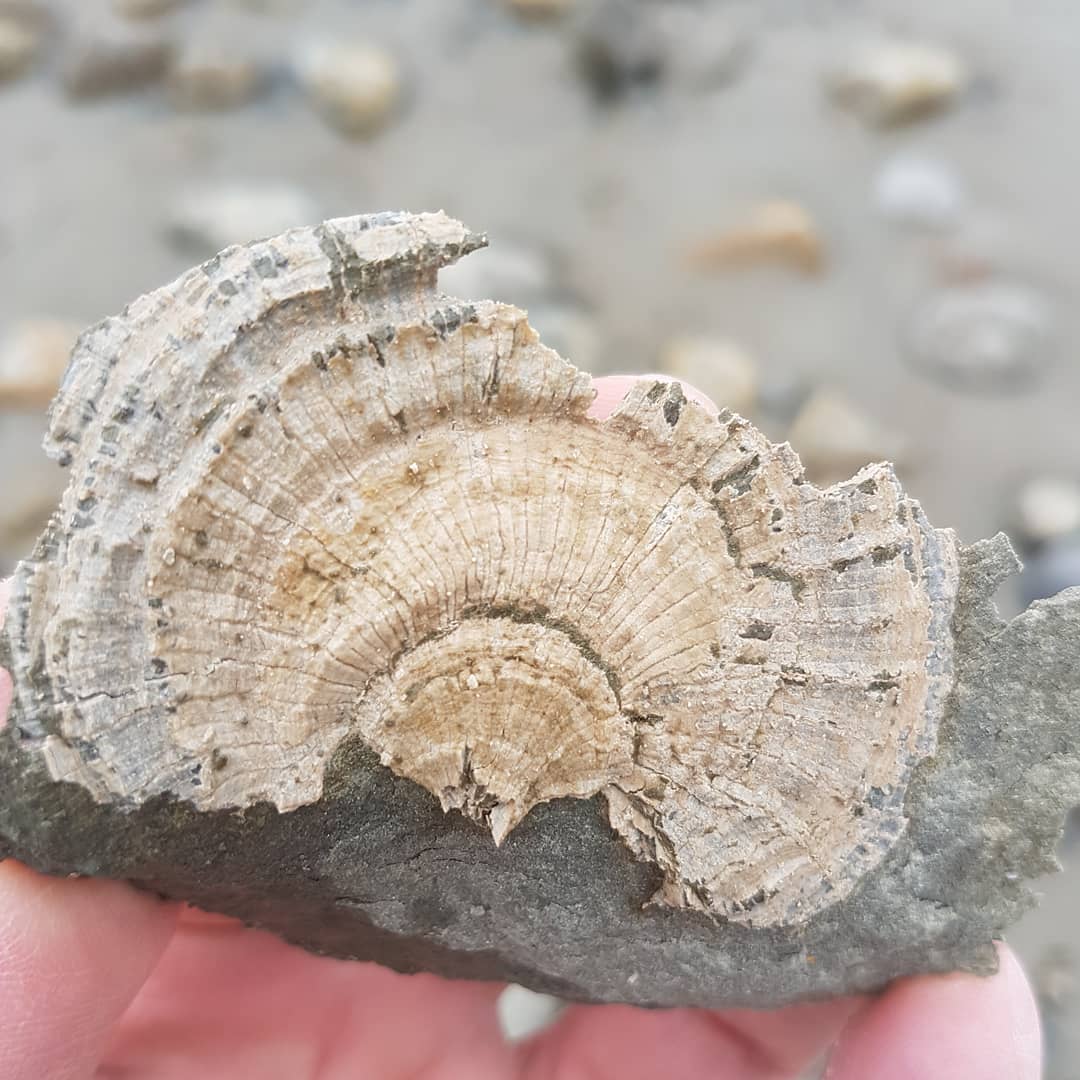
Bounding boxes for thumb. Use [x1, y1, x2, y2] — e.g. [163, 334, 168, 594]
[0, 576, 179, 1080]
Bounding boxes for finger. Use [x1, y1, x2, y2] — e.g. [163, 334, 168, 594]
[104, 918, 514, 1079]
[825, 943, 1041, 1080]
[0, 859, 178, 1080]
[0, 579, 179, 1080]
[590, 375, 721, 421]
[519, 996, 864, 1080]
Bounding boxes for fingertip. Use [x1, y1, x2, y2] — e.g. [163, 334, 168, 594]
[0, 862, 178, 1080]
[825, 945, 1042, 1080]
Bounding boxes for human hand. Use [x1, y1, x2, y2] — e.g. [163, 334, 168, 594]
[0, 376, 1042, 1079]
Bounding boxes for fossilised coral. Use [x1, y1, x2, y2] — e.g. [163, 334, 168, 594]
[0, 212, 1077, 1007]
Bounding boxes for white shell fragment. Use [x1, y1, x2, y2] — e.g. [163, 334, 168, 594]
[828, 41, 967, 127]
[14, 213, 960, 930]
[873, 155, 965, 230]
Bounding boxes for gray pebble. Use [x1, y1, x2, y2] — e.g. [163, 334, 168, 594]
[906, 282, 1055, 393]
[62, 22, 173, 99]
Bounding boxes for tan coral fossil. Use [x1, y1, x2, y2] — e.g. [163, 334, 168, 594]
[17, 212, 958, 930]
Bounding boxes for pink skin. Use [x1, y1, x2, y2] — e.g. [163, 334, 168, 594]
[0, 376, 1041, 1079]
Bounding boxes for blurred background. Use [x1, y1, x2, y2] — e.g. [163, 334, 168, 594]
[0, 0, 1077, 1072]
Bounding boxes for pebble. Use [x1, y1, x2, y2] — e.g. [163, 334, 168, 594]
[296, 41, 401, 138]
[0, 319, 81, 409]
[167, 42, 266, 110]
[786, 390, 903, 486]
[1020, 536, 1080, 607]
[62, 22, 173, 99]
[827, 41, 967, 127]
[1015, 478, 1080, 546]
[496, 985, 563, 1042]
[113, 0, 186, 17]
[502, 0, 574, 20]
[685, 201, 824, 275]
[906, 282, 1055, 393]
[873, 154, 965, 230]
[0, 13, 40, 83]
[659, 336, 758, 416]
[166, 183, 321, 254]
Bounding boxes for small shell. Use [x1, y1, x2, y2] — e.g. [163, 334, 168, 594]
[685, 202, 824, 275]
[827, 41, 967, 127]
[6, 213, 959, 930]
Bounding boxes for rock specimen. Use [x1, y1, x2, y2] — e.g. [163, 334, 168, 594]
[0, 212, 1078, 1008]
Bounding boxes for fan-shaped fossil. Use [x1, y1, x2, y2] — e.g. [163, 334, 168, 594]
[0, 211, 1077, 1007]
